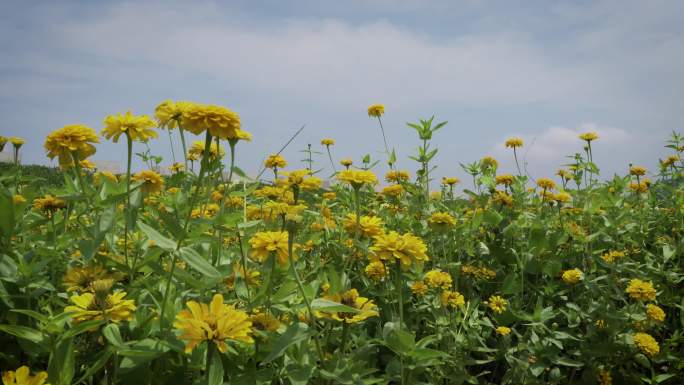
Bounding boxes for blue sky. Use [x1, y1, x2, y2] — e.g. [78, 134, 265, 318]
[1, 0, 682, 183]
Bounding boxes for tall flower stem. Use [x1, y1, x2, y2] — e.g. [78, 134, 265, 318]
[167, 129, 176, 163]
[513, 148, 522, 176]
[325, 146, 337, 173]
[376, 116, 394, 170]
[179, 126, 189, 171]
[395, 259, 404, 328]
[124, 136, 133, 269]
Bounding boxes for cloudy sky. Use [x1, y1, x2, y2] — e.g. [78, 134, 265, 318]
[1, 0, 682, 184]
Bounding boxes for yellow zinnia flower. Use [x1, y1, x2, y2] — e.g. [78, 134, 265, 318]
[337, 169, 378, 188]
[442, 176, 460, 185]
[1, 366, 50, 385]
[264, 154, 287, 169]
[626, 279, 657, 301]
[579, 132, 599, 142]
[169, 162, 185, 173]
[600, 250, 625, 263]
[174, 294, 253, 353]
[62, 265, 114, 292]
[340, 158, 353, 168]
[13, 195, 26, 205]
[317, 288, 378, 324]
[365, 261, 388, 282]
[629, 165, 647, 176]
[632, 332, 659, 357]
[33, 195, 66, 214]
[9, 137, 25, 147]
[423, 269, 452, 289]
[481, 156, 498, 169]
[102, 111, 157, 143]
[248, 231, 293, 266]
[646, 304, 665, 322]
[188, 140, 225, 160]
[131, 170, 164, 194]
[44, 124, 99, 168]
[536, 178, 557, 190]
[321, 138, 335, 146]
[181, 103, 245, 140]
[561, 268, 583, 284]
[440, 290, 465, 308]
[64, 286, 136, 324]
[343, 214, 385, 238]
[505, 137, 524, 148]
[410, 281, 428, 296]
[155, 100, 192, 129]
[487, 295, 508, 314]
[367, 104, 385, 118]
[495, 326, 511, 336]
[428, 212, 456, 228]
[370, 231, 429, 267]
[385, 170, 410, 183]
[495, 174, 515, 186]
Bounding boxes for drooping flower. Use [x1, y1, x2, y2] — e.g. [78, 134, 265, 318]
[174, 294, 253, 353]
[495, 326, 511, 336]
[367, 104, 385, 118]
[632, 332, 659, 357]
[370, 231, 429, 268]
[102, 111, 157, 143]
[561, 268, 583, 284]
[317, 288, 378, 324]
[1, 366, 50, 385]
[343, 214, 385, 238]
[505, 137, 524, 148]
[44, 124, 99, 167]
[131, 170, 164, 194]
[626, 279, 657, 301]
[487, 295, 508, 314]
[248, 231, 293, 266]
[646, 304, 665, 322]
[337, 169, 378, 188]
[64, 280, 136, 324]
[264, 154, 287, 169]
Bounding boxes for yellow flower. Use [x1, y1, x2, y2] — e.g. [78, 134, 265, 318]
[317, 288, 378, 324]
[629, 165, 647, 176]
[337, 169, 377, 188]
[169, 162, 185, 173]
[188, 140, 225, 160]
[1, 366, 49, 385]
[340, 158, 353, 167]
[322, 192, 337, 200]
[553, 192, 572, 203]
[64, 287, 136, 324]
[597, 369, 612, 385]
[132, 170, 164, 194]
[13, 195, 26, 205]
[505, 137, 523, 148]
[661, 155, 679, 167]
[481, 156, 498, 169]
[300, 176, 322, 191]
[33, 195, 66, 214]
[495, 326, 511, 336]
[0, 136, 6, 151]
[44, 124, 99, 167]
[321, 138, 335, 146]
[440, 290, 465, 308]
[62, 265, 114, 292]
[495, 174, 515, 186]
[343, 214, 385, 238]
[423, 269, 452, 289]
[561, 268, 583, 284]
[365, 261, 388, 282]
[536, 178, 557, 190]
[250, 311, 281, 333]
[595, 319, 607, 329]
[264, 154, 287, 169]
[601, 250, 625, 263]
[385, 170, 410, 183]
[225, 263, 261, 289]
[492, 190, 513, 207]
[629, 180, 650, 193]
[281, 169, 311, 188]
[102, 111, 156, 143]
[248, 231, 293, 266]
[487, 295, 508, 314]
[382, 184, 404, 197]
[9, 137, 25, 147]
[442, 176, 460, 185]
[557, 169, 573, 180]
[626, 279, 657, 301]
[174, 294, 253, 353]
[428, 212, 456, 228]
[410, 281, 428, 296]
[370, 231, 429, 268]
[646, 304, 665, 322]
[579, 132, 599, 142]
[181, 103, 245, 140]
[367, 104, 385, 118]
[632, 332, 659, 357]
[155, 100, 192, 129]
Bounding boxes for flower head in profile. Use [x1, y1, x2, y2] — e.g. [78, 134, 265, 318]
[626, 279, 657, 301]
[155, 100, 192, 129]
[367, 104, 385, 118]
[505, 137, 524, 148]
[629, 165, 647, 176]
[0, 136, 6, 152]
[321, 138, 335, 146]
[132, 170, 164, 194]
[481, 156, 498, 169]
[264, 154, 287, 169]
[495, 326, 511, 336]
[64, 280, 136, 324]
[33, 195, 66, 216]
[487, 295, 508, 314]
[382, 184, 404, 197]
[561, 268, 583, 284]
[174, 294, 253, 353]
[579, 132, 599, 142]
[536, 178, 557, 190]
[365, 261, 388, 282]
[632, 332, 659, 357]
[340, 158, 353, 168]
[102, 111, 157, 143]
[385, 170, 410, 183]
[370, 231, 429, 268]
[428, 212, 456, 228]
[1, 366, 49, 385]
[188, 140, 225, 160]
[181, 103, 245, 139]
[440, 290, 465, 308]
[169, 162, 185, 173]
[9, 137, 25, 148]
[44, 124, 99, 168]
[423, 269, 452, 289]
[495, 174, 515, 186]
[248, 231, 293, 266]
[442, 176, 460, 186]
[317, 288, 378, 324]
[337, 169, 377, 189]
[343, 214, 385, 238]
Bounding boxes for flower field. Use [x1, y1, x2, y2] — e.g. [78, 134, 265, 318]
[0, 103, 683, 385]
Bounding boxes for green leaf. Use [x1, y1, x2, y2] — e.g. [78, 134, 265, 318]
[137, 221, 177, 251]
[102, 323, 126, 349]
[0, 187, 15, 244]
[61, 319, 105, 339]
[483, 209, 503, 226]
[178, 247, 221, 278]
[552, 357, 584, 367]
[310, 298, 361, 314]
[263, 322, 309, 363]
[207, 346, 225, 385]
[48, 337, 75, 385]
[0, 324, 44, 344]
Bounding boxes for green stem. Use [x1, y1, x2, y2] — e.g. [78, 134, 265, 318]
[326, 146, 337, 173]
[395, 259, 404, 328]
[167, 129, 176, 163]
[179, 126, 189, 171]
[205, 342, 216, 385]
[124, 136, 133, 270]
